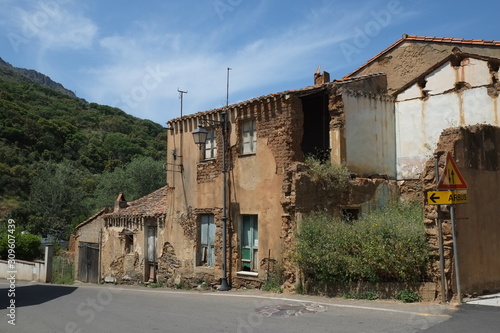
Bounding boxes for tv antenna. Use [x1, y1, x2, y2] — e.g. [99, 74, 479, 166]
[177, 88, 188, 117]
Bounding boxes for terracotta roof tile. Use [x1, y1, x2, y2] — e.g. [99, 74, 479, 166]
[167, 73, 387, 125]
[105, 186, 169, 218]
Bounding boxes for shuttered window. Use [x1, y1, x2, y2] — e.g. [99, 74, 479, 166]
[199, 214, 215, 267]
[241, 215, 258, 271]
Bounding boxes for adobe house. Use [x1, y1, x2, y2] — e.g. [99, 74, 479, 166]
[75, 35, 500, 298]
[161, 35, 500, 294]
[164, 71, 400, 289]
[100, 188, 169, 284]
[73, 208, 107, 283]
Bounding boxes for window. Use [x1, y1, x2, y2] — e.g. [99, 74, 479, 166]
[241, 120, 256, 154]
[124, 233, 134, 254]
[341, 208, 360, 222]
[241, 215, 258, 272]
[199, 214, 215, 267]
[204, 128, 217, 160]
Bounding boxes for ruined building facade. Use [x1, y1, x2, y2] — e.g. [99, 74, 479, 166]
[74, 35, 500, 297]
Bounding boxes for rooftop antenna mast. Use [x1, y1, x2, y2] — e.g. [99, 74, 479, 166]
[177, 88, 188, 118]
[226, 67, 231, 107]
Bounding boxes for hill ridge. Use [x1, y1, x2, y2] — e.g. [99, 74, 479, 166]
[0, 57, 77, 98]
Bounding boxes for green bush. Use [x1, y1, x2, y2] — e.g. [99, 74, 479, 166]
[0, 231, 42, 261]
[295, 202, 430, 285]
[396, 290, 421, 303]
[304, 156, 350, 192]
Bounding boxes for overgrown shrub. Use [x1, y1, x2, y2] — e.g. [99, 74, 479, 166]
[52, 256, 74, 285]
[262, 261, 285, 293]
[396, 290, 421, 303]
[295, 202, 430, 285]
[304, 156, 350, 192]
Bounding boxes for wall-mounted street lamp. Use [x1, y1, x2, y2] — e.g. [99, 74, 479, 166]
[192, 111, 230, 291]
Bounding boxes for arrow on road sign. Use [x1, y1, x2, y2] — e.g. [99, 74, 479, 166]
[427, 190, 468, 205]
[428, 192, 441, 204]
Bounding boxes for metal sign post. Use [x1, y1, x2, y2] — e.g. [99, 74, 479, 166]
[434, 153, 447, 303]
[429, 152, 468, 303]
[450, 204, 461, 303]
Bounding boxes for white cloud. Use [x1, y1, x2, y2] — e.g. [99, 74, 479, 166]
[8, 1, 98, 51]
[75, 4, 360, 124]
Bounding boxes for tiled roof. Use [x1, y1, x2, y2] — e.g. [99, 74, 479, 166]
[105, 186, 169, 218]
[404, 35, 500, 46]
[167, 73, 386, 125]
[344, 34, 500, 79]
[75, 208, 107, 229]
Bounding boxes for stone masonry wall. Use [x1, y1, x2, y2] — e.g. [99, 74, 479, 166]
[422, 125, 500, 299]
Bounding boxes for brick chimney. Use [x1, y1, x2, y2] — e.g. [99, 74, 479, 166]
[114, 193, 128, 212]
[314, 69, 330, 86]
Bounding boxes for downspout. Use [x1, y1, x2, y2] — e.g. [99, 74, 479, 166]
[98, 227, 102, 283]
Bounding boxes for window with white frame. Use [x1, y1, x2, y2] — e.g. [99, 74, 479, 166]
[241, 215, 258, 272]
[204, 128, 217, 160]
[241, 119, 256, 154]
[199, 214, 215, 267]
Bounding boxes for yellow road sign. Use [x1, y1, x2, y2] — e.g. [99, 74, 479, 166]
[427, 190, 467, 205]
[437, 152, 468, 190]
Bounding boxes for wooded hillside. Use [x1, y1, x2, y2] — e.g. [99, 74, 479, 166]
[0, 59, 166, 237]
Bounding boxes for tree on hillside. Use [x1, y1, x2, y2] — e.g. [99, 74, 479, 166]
[91, 156, 165, 209]
[23, 161, 90, 237]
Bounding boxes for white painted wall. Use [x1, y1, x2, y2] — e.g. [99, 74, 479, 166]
[343, 92, 396, 177]
[395, 58, 499, 179]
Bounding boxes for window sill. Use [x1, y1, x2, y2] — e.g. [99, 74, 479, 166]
[198, 158, 216, 164]
[236, 271, 258, 277]
[238, 153, 256, 158]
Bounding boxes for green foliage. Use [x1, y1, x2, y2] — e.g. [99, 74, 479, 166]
[0, 67, 166, 235]
[0, 231, 42, 261]
[175, 281, 192, 290]
[396, 290, 421, 303]
[295, 202, 430, 285]
[147, 282, 164, 288]
[91, 156, 165, 209]
[262, 262, 285, 293]
[304, 155, 350, 192]
[24, 161, 90, 237]
[51, 256, 74, 285]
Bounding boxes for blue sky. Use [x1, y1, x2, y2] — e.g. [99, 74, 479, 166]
[0, 0, 498, 126]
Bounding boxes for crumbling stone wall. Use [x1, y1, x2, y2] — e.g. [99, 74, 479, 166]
[280, 161, 400, 291]
[422, 125, 500, 299]
[157, 242, 182, 286]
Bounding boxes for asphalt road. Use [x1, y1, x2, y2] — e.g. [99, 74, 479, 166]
[0, 281, 495, 333]
[422, 304, 500, 333]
